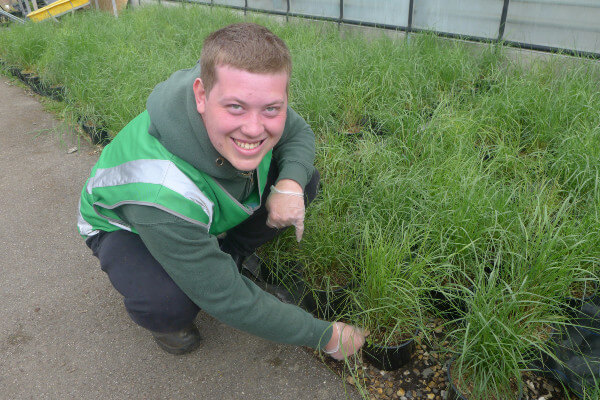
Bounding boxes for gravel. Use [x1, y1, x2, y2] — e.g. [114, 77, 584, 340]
[309, 318, 573, 400]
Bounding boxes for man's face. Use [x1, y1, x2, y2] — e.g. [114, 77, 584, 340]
[193, 65, 288, 172]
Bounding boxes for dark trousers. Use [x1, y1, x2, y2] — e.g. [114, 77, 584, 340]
[86, 164, 320, 333]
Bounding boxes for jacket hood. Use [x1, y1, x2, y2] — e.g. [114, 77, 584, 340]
[146, 64, 242, 181]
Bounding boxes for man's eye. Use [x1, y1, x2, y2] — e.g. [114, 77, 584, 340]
[265, 106, 279, 114]
[228, 104, 242, 111]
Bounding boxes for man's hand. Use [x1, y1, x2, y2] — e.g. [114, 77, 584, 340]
[265, 179, 305, 242]
[323, 322, 368, 360]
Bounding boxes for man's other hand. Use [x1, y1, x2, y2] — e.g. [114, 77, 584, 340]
[265, 179, 305, 242]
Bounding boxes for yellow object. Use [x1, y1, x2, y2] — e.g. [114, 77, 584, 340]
[27, 0, 90, 22]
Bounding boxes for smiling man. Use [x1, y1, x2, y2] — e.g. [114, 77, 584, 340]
[78, 23, 365, 360]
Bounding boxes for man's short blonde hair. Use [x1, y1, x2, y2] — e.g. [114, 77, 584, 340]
[200, 22, 292, 95]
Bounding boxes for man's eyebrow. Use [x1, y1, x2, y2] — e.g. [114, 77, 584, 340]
[220, 97, 285, 106]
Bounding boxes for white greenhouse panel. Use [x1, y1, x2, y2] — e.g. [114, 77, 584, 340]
[504, 1, 600, 54]
[250, 0, 287, 12]
[413, 0, 505, 38]
[214, 0, 245, 7]
[343, 0, 410, 26]
[288, 0, 339, 18]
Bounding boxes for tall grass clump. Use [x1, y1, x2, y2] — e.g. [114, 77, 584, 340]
[348, 220, 425, 345]
[447, 272, 562, 400]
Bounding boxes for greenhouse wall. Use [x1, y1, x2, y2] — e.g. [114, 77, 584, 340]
[184, 0, 600, 58]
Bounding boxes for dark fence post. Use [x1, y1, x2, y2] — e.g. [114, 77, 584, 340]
[407, 0, 414, 40]
[498, 0, 510, 41]
[339, 0, 343, 26]
[286, 0, 289, 22]
[408, 0, 414, 32]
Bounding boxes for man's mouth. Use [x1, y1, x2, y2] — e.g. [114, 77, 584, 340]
[233, 139, 263, 150]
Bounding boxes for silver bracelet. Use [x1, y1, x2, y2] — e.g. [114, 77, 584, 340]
[270, 185, 304, 198]
[323, 323, 341, 354]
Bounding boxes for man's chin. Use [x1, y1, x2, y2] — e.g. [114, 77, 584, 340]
[229, 158, 261, 172]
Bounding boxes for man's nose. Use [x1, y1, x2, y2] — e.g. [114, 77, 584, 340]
[240, 113, 264, 137]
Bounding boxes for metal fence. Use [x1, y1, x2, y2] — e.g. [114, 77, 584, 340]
[183, 0, 600, 58]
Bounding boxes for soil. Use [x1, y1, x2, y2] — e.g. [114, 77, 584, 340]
[307, 317, 577, 400]
[449, 362, 521, 400]
[569, 280, 597, 300]
[368, 327, 416, 347]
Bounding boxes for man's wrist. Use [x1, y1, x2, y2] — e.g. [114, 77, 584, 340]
[274, 179, 303, 193]
[324, 322, 341, 354]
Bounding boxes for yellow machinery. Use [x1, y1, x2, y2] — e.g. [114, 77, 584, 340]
[26, 0, 90, 22]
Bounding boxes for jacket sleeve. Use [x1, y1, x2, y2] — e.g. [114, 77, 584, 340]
[272, 107, 316, 189]
[116, 203, 333, 350]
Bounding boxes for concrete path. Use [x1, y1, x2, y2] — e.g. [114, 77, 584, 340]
[0, 76, 359, 400]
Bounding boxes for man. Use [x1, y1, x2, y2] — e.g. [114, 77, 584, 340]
[78, 23, 365, 359]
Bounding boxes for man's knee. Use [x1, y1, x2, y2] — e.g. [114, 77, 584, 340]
[124, 287, 199, 333]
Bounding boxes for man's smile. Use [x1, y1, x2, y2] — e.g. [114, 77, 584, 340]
[233, 138, 264, 151]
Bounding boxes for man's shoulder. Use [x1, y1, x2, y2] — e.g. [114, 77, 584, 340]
[284, 106, 310, 132]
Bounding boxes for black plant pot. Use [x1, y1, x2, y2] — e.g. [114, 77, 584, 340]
[244, 253, 353, 316]
[342, 116, 388, 140]
[428, 285, 473, 320]
[24, 74, 44, 95]
[18, 69, 35, 84]
[242, 254, 309, 307]
[362, 331, 418, 371]
[359, 115, 388, 136]
[563, 281, 597, 317]
[46, 85, 65, 101]
[446, 357, 523, 400]
[527, 325, 559, 373]
[80, 119, 110, 145]
[303, 283, 352, 320]
[8, 66, 21, 79]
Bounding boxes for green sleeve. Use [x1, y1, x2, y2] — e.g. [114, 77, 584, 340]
[273, 107, 316, 189]
[116, 204, 333, 350]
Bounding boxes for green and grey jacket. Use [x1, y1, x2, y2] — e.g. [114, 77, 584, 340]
[77, 64, 332, 350]
[78, 111, 271, 237]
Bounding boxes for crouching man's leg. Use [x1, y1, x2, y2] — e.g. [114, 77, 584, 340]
[86, 230, 202, 355]
[220, 163, 320, 264]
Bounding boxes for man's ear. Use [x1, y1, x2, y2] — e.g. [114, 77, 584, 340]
[193, 78, 206, 114]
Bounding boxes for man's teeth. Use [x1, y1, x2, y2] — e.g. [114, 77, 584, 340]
[235, 140, 260, 150]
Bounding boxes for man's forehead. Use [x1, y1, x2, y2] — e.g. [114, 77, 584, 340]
[214, 64, 290, 80]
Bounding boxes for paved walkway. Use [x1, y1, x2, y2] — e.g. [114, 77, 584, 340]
[0, 76, 359, 400]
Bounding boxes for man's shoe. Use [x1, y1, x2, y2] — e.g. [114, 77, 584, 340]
[151, 324, 202, 355]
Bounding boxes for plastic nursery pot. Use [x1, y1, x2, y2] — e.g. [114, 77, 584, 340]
[341, 116, 387, 140]
[7, 66, 24, 79]
[242, 253, 309, 307]
[302, 283, 353, 320]
[80, 118, 110, 145]
[526, 324, 559, 372]
[446, 357, 523, 400]
[428, 285, 474, 321]
[49, 85, 65, 101]
[362, 330, 418, 371]
[44, 85, 65, 101]
[23, 74, 44, 95]
[359, 115, 387, 136]
[563, 281, 598, 316]
[18, 69, 34, 84]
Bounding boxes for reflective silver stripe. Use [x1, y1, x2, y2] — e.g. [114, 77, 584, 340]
[94, 201, 209, 230]
[77, 197, 99, 237]
[87, 159, 214, 224]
